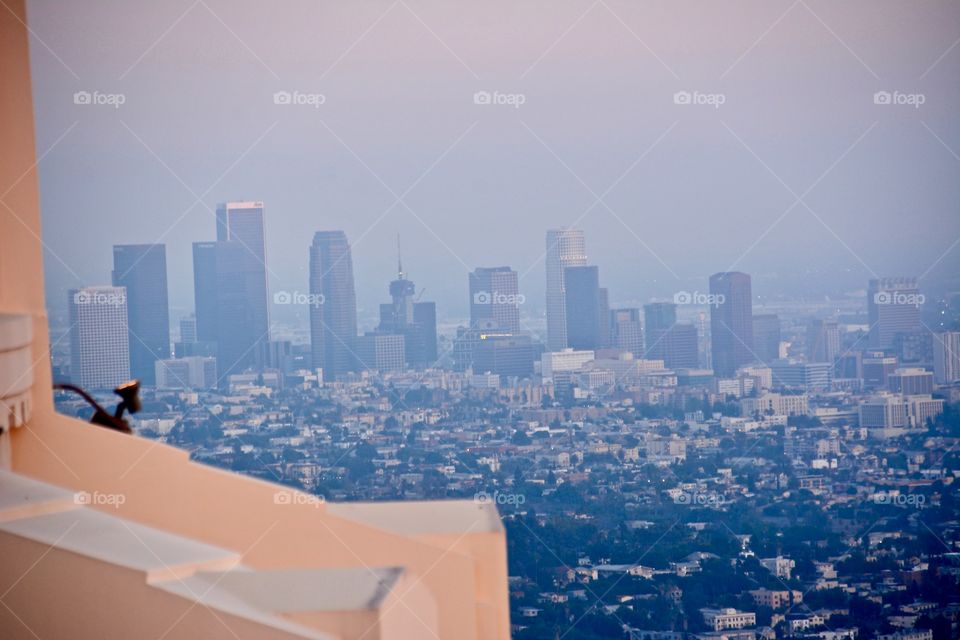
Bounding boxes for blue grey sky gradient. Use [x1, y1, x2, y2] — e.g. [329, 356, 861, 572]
[26, 0, 960, 327]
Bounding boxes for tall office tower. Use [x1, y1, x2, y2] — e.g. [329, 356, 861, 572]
[644, 302, 677, 360]
[111, 244, 170, 385]
[610, 308, 643, 357]
[545, 228, 587, 351]
[752, 314, 782, 363]
[472, 333, 535, 378]
[862, 350, 898, 389]
[179, 315, 197, 344]
[597, 287, 610, 349]
[663, 324, 700, 369]
[806, 319, 840, 363]
[215, 201, 270, 342]
[868, 277, 923, 349]
[564, 265, 606, 350]
[356, 333, 406, 373]
[377, 245, 438, 367]
[934, 331, 960, 384]
[309, 231, 359, 380]
[193, 241, 263, 379]
[469, 266, 521, 332]
[68, 286, 131, 389]
[709, 271, 755, 377]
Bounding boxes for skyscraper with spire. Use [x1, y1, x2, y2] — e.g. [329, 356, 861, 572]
[377, 236, 438, 368]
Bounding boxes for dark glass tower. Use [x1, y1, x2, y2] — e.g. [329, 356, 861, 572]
[309, 231, 359, 380]
[709, 271, 754, 377]
[752, 313, 782, 363]
[111, 244, 170, 385]
[192, 240, 263, 380]
[644, 302, 677, 360]
[564, 266, 606, 350]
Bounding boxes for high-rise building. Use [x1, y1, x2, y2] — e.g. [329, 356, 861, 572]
[806, 318, 840, 364]
[356, 333, 406, 373]
[752, 314, 782, 363]
[662, 324, 700, 369]
[862, 350, 898, 389]
[868, 277, 923, 349]
[564, 265, 606, 350]
[610, 308, 643, 357]
[770, 359, 832, 392]
[192, 240, 264, 380]
[472, 333, 535, 379]
[710, 272, 755, 377]
[154, 356, 217, 390]
[68, 286, 131, 389]
[545, 228, 587, 351]
[644, 302, 677, 360]
[888, 367, 934, 395]
[309, 231, 358, 380]
[215, 201, 270, 345]
[934, 331, 960, 384]
[377, 244, 438, 367]
[111, 244, 170, 385]
[469, 266, 521, 332]
[179, 314, 197, 344]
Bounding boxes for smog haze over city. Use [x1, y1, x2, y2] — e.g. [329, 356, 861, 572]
[16, 0, 960, 639]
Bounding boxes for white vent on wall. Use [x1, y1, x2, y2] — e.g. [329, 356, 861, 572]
[0, 314, 34, 432]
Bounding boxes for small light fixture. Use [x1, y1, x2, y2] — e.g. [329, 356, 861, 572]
[53, 380, 141, 433]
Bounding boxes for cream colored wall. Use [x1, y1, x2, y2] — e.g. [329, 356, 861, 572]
[0, 531, 323, 640]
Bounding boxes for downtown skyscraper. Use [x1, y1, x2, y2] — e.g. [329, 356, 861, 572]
[564, 265, 608, 350]
[68, 286, 130, 389]
[867, 277, 923, 349]
[111, 244, 170, 385]
[469, 266, 521, 332]
[709, 271, 755, 377]
[545, 228, 587, 351]
[377, 245, 438, 368]
[192, 202, 271, 381]
[309, 231, 359, 380]
[215, 201, 270, 346]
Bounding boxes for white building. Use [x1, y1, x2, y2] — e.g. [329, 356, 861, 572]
[68, 286, 130, 389]
[760, 556, 795, 579]
[541, 348, 594, 382]
[933, 331, 960, 384]
[741, 392, 809, 418]
[700, 608, 756, 631]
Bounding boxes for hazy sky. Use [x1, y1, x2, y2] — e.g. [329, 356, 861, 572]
[26, 0, 960, 327]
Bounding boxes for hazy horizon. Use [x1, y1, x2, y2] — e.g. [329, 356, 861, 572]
[27, 0, 960, 325]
